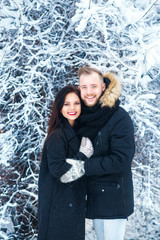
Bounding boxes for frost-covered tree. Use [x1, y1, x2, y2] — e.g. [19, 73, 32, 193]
[0, 0, 160, 239]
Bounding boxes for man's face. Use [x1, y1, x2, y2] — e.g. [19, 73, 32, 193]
[79, 72, 106, 107]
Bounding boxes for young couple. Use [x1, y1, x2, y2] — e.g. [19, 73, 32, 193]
[38, 66, 135, 240]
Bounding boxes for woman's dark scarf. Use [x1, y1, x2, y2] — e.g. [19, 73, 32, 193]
[77, 97, 120, 141]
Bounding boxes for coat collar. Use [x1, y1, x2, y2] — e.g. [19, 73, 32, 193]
[63, 120, 80, 154]
[100, 72, 122, 108]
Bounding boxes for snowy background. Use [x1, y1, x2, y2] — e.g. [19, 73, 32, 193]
[0, 0, 160, 239]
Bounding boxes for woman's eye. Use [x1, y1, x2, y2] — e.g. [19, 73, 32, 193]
[64, 103, 69, 106]
[75, 102, 80, 105]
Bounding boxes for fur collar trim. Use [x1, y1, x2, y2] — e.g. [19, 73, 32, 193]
[100, 72, 122, 108]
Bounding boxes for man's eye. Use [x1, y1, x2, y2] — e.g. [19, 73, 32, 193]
[81, 86, 86, 89]
[92, 85, 97, 88]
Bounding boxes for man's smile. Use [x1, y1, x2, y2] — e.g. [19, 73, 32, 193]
[86, 96, 95, 99]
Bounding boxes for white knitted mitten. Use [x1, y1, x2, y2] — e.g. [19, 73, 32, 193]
[60, 159, 85, 183]
[79, 137, 93, 158]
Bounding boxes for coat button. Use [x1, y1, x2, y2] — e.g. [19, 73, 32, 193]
[69, 203, 73, 207]
[102, 189, 104, 192]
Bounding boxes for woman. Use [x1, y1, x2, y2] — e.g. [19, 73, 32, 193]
[38, 85, 93, 240]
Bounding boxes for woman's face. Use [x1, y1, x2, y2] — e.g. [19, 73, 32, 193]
[61, 92, 81, 126]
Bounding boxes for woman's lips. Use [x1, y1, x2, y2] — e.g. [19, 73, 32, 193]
[68, 112, 77, 116]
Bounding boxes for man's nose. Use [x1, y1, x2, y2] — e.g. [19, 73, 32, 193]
[86, 87, 92, 94]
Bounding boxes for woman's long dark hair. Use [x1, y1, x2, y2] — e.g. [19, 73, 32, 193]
[46, 85, 80, 141]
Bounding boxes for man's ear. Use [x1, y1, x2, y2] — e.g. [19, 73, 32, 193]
[78, 86, 80, 90]
[103, 83, 106, 91]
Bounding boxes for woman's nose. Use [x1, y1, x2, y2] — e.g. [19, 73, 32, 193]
[70, 104, 75, 109]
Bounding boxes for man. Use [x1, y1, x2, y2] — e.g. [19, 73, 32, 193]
[61, 66, 135, 240]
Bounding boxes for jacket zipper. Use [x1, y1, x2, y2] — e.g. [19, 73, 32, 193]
[121, 177, 128, 219]
[97, 131, 103, 155]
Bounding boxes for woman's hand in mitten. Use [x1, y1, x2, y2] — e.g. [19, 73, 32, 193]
[79, 137, 94, 158]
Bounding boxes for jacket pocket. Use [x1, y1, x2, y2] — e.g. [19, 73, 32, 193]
[89, 181, 124, 217]
[94, 182, 121, 194]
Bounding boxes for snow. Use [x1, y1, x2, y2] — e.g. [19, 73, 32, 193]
[0, 0, 160, 239]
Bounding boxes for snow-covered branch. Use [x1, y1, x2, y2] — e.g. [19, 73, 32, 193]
[0, 0, 160, 239]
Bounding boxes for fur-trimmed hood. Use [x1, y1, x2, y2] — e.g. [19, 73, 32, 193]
[100, 72, 122, 108]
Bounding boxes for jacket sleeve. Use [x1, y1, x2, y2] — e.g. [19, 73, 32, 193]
[46, 133, 71, 179]
[84, 111, 135, 176]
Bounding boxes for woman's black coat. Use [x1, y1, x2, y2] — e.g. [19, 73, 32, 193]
[38, 121, 86, 240]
